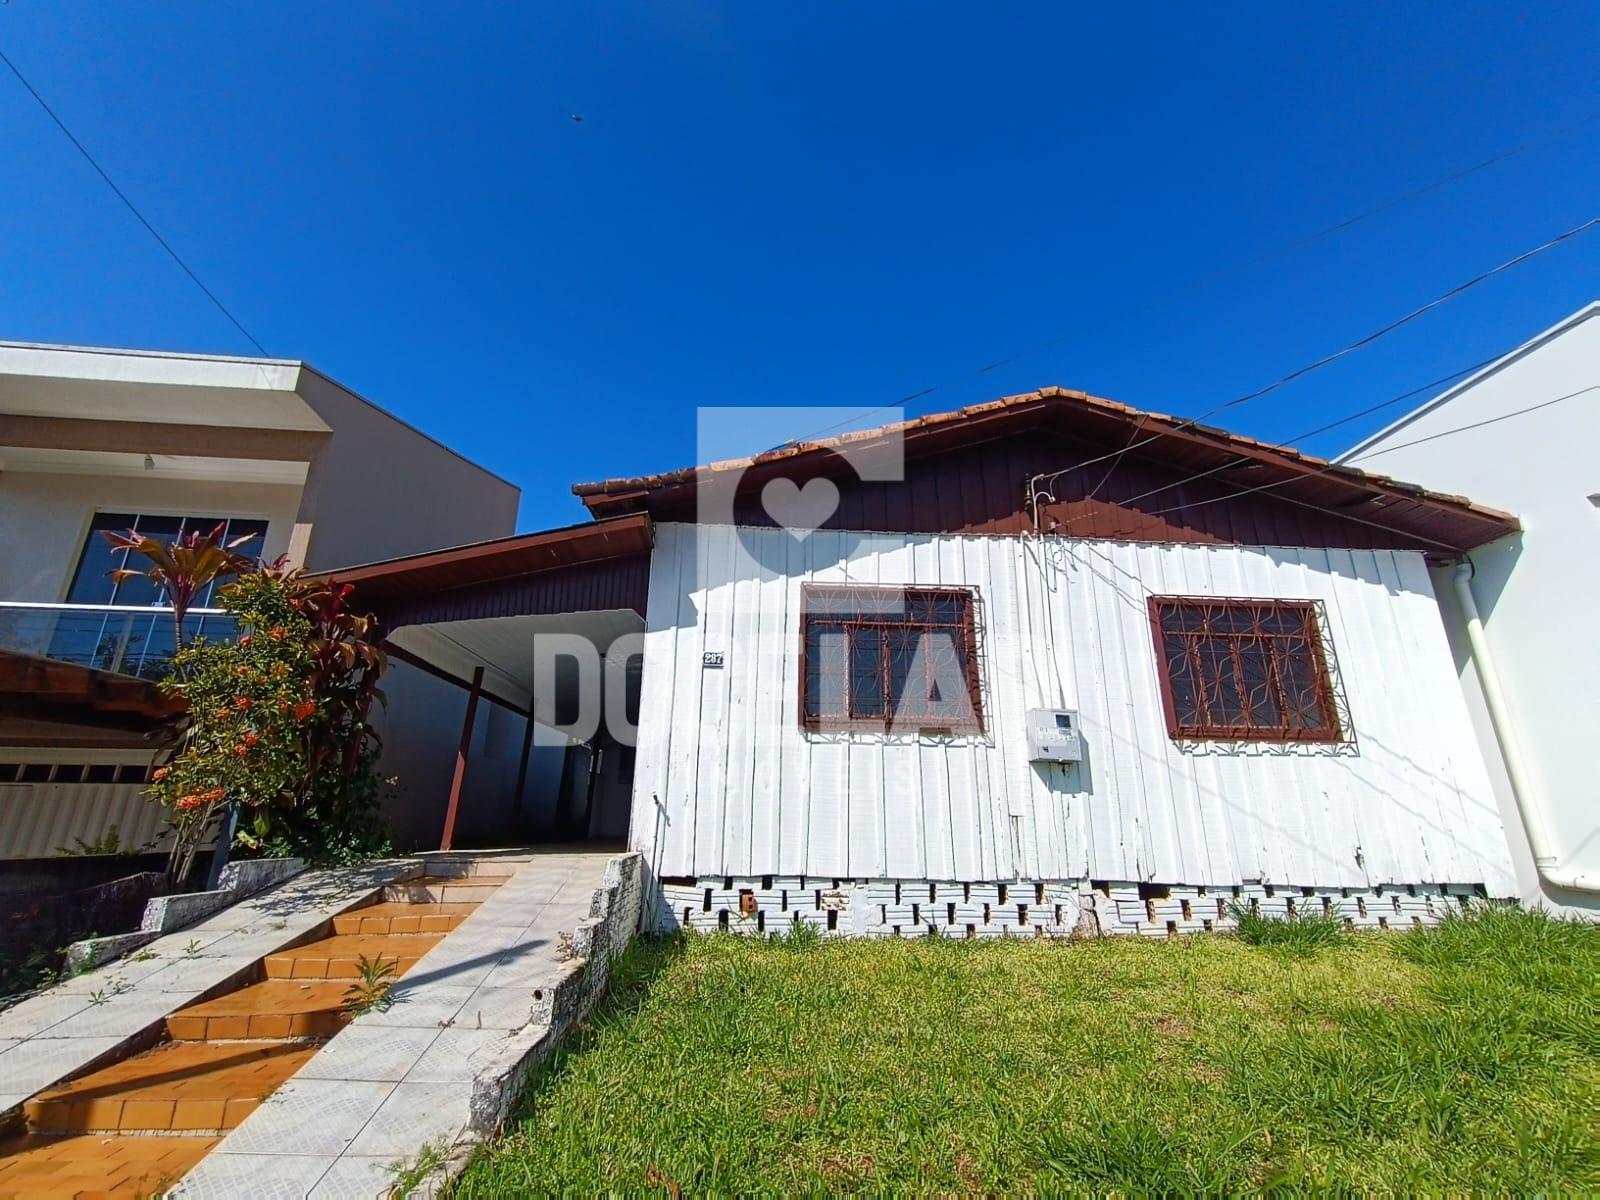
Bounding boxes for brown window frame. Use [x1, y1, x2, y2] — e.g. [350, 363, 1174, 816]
[799, 584, 984, 735]
[1147, 596, 1343, 744]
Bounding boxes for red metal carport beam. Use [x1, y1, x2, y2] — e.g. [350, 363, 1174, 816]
[439, 665, 485, 852]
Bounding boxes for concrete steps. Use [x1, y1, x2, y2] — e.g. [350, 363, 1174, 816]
[262, 932, 443, 979]
[332, 900, 478, 935]
[4, 853, 515, 1195]
[23, 1040, 318, 1134]
[383, 875, 505, 904]
[0, 1132, 220, 1196]
[165, 980, 352, 1041]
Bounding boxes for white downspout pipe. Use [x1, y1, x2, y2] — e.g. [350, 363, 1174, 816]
[1452, 558, 1595, 893]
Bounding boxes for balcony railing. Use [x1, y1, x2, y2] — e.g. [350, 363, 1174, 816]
[0, 602, 240, 681]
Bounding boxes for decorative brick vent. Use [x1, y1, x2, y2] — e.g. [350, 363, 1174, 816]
[651, 876, 1489, 939]
[655, 877, 1086, 938]
[1094, 880, 1484, 937]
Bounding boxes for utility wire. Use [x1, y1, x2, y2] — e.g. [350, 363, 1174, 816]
[785, 115, 1598, 447]
[1131, 383, 1600, 539]
[1341, 384, 1599, 462]
[0, 45, 270, 356]
[1029, 215, 1599, 500]
[1064, 352, 1509, 522]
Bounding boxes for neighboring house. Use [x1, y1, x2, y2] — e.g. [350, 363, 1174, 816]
[1340, 303, 1599, 917]
[0, 341, 530, 857]
[330, 387, 1522, 937]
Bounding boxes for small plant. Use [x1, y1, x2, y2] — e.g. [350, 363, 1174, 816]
[87, 978, 132, 1006]
[388, 1137, 450, 1196]
[182, 939, 202, 959]
[342, 954, 399, 1017]
[556, 930, 579, 961]
[55, 825, 158, 857]
[775, 919, 822, 949]
[1228, 902, 1346, 954]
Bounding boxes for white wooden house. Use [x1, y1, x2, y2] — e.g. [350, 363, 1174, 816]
[333, 388, 1522, 936]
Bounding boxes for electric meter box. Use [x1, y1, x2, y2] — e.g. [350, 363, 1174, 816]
[1026, 709, 1083, 764]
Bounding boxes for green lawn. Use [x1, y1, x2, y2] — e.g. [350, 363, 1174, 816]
[456, 908, 1597, 1194]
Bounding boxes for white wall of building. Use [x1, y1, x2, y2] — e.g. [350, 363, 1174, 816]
[1341, 303, 1600, 916]
[0, 472, 303, 603]
[630, 523, 1515, 896]
[292, 369, 520, 571]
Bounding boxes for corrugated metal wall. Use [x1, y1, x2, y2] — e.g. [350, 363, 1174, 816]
[0, 783, 172, 858]
[630, 523, 1515, 894]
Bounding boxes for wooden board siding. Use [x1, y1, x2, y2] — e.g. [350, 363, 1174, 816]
[379, 552, 650, 632]
[629, 523, 1516, 894]
[620, 431, 1466, 550]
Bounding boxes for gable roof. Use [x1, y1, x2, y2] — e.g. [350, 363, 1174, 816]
[1338, 301, 1600, 462]
[573, 387, 1518, 553]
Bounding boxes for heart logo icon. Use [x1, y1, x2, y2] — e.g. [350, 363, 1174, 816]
[761, 477, 840, 540]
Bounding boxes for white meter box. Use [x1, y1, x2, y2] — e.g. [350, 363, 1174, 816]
[1026, 709, 1082, 763]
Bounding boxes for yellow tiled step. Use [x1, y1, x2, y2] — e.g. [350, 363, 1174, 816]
[165, 980, 353, 1041]
[0, 1132, 219, 1196]
[262, 932, 442, 980]
[332, 900, 478, 935]
[24, 1041, 318, 1134]
[383, 876, 503, 904]
[418, 858, 522, 879]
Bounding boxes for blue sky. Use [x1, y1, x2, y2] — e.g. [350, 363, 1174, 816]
[2, 3, 1595, 531]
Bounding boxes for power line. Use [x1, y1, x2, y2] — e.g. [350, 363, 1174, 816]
[1028, 215, 1599, 502]
[1342, 384, 1598, 462]
[1064, 352, 1511, 522]
[0, 45, 269, 356]
[1133, 383, 1600, 538]
[785, 116, 1599, 447]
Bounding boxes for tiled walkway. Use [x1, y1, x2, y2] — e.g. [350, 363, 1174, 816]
[172, 849, 614, 1199]
[0, 854, 551, 1197]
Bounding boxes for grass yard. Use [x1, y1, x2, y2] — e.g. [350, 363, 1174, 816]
[456, 908, 1598, 1194]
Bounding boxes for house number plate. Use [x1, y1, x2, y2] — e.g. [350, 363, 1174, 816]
[702, 651, 725, 668]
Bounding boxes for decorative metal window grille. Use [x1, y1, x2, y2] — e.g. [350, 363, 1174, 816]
[800, 585, 983, 733]
[1148, 597, 1343, 744]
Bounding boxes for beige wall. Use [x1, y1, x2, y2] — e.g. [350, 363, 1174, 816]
[293, 369, 519, 571]
[0, 471, 303, 603]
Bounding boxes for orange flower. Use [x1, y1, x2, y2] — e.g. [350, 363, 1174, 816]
[152, 766, 169, 782]
[238, 634, 252, 647]
[234, 744, 250, 757]
[234, 696, 253, 711]
[268, 627, 289, 641]
[176, 794, 205, 812]
[202, 787, 226, 802]
[293, 699, 317, 722]
[243, 732, 260, 747]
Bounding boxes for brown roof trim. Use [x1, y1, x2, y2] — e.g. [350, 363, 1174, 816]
[312, 514, 655, 609]
[570, 387, 1519, 548]
[0, 649, 186, 728]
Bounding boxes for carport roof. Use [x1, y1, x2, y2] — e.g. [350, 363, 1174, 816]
[313, 513, 653, 608]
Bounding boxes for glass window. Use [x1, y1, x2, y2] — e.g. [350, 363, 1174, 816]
[800, 585, 983, 733]
[1149, 597, 1341, 743]
[64, 513, 267, 606]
